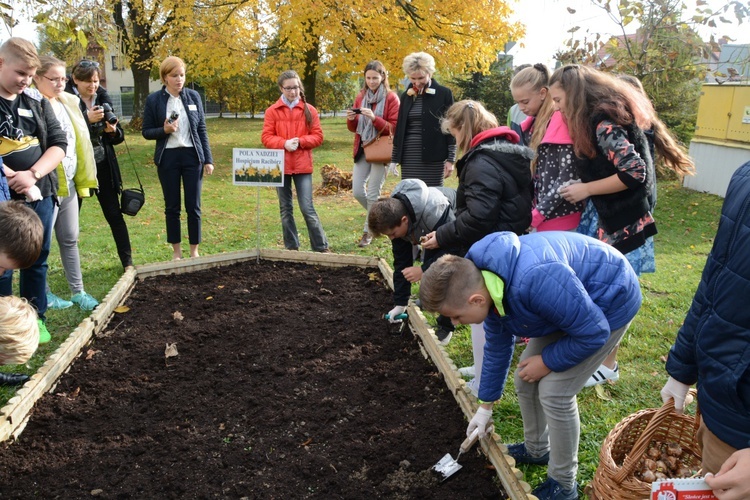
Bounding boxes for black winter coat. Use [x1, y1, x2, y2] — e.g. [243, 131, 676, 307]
[435, 128, 533, 255]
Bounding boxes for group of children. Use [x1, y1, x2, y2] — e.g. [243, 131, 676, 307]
[369, 61, 707, 499]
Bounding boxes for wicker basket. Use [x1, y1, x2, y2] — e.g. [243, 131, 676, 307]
[589, 391, 701, 500]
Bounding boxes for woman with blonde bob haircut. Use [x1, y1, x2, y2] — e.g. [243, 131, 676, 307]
[389, 52, 456, 187]
[142, 56, 214, 260]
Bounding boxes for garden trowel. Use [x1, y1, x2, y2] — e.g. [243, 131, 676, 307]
[432, 426, 483, 481]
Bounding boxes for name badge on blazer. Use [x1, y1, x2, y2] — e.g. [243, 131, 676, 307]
[188, 104, 197, 111]
[18, 108, 33, 117]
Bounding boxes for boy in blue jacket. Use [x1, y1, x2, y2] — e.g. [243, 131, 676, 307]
[661, 160, 750, 499]
[419, 231, 642, 500]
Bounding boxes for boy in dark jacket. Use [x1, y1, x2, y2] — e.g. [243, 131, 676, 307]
[420, 231, 642, 500]
[368, 178, 457, 344]
[661, 160, 750, 499]
[0, 37, 67, 345]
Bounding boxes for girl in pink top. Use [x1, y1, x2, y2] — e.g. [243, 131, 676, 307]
[512, 64, 585, 232]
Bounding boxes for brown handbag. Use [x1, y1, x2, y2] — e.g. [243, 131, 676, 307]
[362, 123, 393, 164]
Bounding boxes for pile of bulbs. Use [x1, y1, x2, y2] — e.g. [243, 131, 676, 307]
[634, 442, 699, 483]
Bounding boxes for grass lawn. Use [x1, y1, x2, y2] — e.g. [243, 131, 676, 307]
[1, 117, 725, 494]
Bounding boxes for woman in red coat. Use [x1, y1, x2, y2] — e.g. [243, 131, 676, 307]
[261, 70, 329, 252]
[346, 61, 399, 247]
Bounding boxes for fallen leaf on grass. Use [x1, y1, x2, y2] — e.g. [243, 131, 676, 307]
[85, 349, 100, 360]
[114, 305, 130, 313]
[165, 343, 179, 359]
[172, 311, 184, 321]
[594, 384, 611, 401]
[660, 355, 668, 363]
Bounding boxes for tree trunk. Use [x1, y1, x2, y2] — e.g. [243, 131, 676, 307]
[129, 63, 151, 129]
[301, 23, 320, 106]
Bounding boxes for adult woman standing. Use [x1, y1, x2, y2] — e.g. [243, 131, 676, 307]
[346, 61, 400, 247]
[65, 60, 133, 269]
[34, 56, 99, 310]
[142, 56, 214, 260]
[389, 52, 456, 187]
[261, 70, 329, 253]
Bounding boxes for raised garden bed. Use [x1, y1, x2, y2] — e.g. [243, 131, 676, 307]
[0, 250, 532, 498]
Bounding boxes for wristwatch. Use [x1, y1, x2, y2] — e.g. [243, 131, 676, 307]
[30, 168, 42, 180]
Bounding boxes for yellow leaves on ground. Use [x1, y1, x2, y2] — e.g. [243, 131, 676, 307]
[114, 306, 130, 313]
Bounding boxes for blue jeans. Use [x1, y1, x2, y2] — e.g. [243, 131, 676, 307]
[158, 148, 203, 245]
[276, 174, 328, 251]
[0, 196, 55, 320]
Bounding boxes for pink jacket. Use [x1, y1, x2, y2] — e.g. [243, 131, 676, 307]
[346, 90, 400, 158]
[261, 98, 324, 175]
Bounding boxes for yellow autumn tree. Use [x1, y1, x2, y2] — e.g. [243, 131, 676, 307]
[266, 0, 524, 104]
[30, 0, 522, 115]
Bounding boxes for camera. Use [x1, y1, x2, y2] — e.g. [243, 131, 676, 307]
[97, 103, 118, 125]
[168, 111, 179, 124]
[352, 108, 361, 114]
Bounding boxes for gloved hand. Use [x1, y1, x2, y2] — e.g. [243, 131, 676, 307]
[25, 185, 42, 202]
[284, 138, 299, 152]
[387, 163, 399, 177]
[386, 305, 406, 323]
[660, 376, 692, 413]
[466, 406, 494, 438]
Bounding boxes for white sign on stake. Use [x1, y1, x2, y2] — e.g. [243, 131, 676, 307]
[232, 148, 285, 187]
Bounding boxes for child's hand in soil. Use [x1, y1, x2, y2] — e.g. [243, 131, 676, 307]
[517, 355, 551, 384]
[402, 266, 423, 283]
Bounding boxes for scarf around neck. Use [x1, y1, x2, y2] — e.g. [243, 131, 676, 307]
[356, 84, 387, 144]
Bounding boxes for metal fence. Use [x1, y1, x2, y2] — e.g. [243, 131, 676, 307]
[108, 91, 221, 119]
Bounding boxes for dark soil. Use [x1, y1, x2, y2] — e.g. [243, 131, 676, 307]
[0, 261, 505, 499]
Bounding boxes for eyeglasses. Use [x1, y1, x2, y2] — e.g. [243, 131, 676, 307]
[282, 86, 300, 91]
[42, 75, 69, 85]
[78, 60, 100, 69]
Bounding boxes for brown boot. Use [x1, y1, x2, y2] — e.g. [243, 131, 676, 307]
[358, 232, 372, 247]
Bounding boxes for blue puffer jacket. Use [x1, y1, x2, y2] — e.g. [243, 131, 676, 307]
[666, 161, 750, 451]
[467, 232, 642, 402]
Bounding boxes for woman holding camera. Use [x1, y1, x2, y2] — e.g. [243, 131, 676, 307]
[346, 61, 399, 247]
[65, 60, 133, 269]
[142, 56, 214, 260]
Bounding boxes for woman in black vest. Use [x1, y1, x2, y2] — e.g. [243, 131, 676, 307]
[547, 64, 693, 386]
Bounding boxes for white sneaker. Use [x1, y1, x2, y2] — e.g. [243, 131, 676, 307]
[458, 365, 476, 378]
[585, 363, 619, 387]
[466, 377, 479, 397]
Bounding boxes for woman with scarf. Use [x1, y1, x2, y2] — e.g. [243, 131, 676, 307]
[346, 61, 400, 247]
